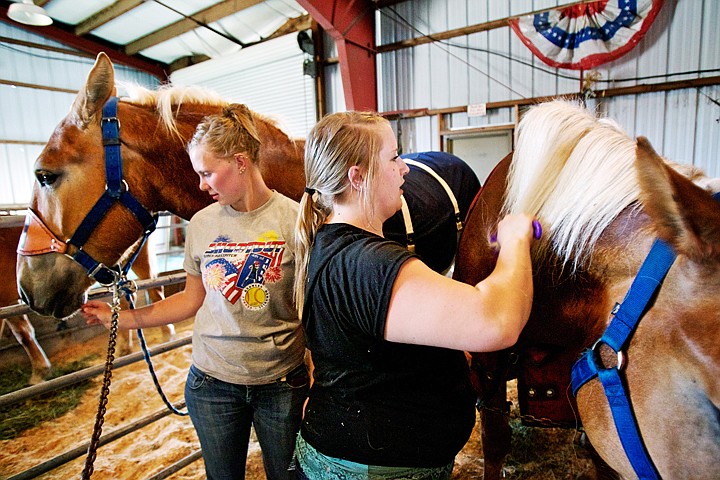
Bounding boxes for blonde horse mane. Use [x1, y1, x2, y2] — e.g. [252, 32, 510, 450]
[118, 82, 296, 143]
[120, 82, 226, 138]
[503, 100, 640, 270]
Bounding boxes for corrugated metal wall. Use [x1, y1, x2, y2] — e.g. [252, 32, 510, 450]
[170, 34, 316, 140]
[373, 0, 720, 177]
[0, 22, 160, 206]
[3, 0, 720, 204]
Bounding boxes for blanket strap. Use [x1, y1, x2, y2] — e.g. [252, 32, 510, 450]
[400, 158, 463, 253]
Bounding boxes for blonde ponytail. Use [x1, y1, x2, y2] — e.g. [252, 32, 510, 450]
[293, 111, 390, 317]
[293, 192, 330, 317]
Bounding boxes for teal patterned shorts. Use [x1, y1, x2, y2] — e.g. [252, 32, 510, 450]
[294, 433, 454, 480]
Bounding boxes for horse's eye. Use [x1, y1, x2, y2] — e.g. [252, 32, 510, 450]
[35, 170, 59, 186]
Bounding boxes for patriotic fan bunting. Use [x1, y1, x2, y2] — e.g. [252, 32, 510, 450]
[509, 0, 664, 70]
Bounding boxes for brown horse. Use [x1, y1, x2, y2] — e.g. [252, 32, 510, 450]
[1, 220, 171, 383]
[14, 52, 305, 320]
[454, 100, 720, 479]
[15, 52, 478, 322]
[1, 223, 51, 384]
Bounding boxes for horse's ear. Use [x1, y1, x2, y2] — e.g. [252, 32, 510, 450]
[70, 52, 117, 127]
[635, 136, 720, 263]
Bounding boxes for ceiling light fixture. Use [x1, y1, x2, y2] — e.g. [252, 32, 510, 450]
[7, 0, 53, 27]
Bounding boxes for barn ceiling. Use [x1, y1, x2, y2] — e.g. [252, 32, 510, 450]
[0, 0, 317, 78]
[0, 0, 408, 79]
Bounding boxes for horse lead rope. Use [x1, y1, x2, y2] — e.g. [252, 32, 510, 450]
[80, 285, 121, 480]
[127, 292, 188, 418]
[78, 97, 185, 477]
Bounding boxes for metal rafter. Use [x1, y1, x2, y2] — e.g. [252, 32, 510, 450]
[123, 0, 266, 56]
[75, 0, 144, 36]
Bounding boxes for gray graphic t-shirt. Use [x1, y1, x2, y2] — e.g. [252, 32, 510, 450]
[184, 192, 304, 385]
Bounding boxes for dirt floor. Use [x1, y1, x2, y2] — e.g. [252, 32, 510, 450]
[0, 318, 596, 479]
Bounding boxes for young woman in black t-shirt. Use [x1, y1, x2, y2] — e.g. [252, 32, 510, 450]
[293, 111, 536, 479]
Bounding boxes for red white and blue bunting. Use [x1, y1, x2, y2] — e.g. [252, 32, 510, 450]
[509, 0, 664, 70]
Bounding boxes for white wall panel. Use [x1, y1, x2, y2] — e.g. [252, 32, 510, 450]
[447, 1, 470, 114]
[700, 1, 720, 71]
[466, 0, 491, 112]
[170, 34, 315, 138]
[324, 62, 346, 114]
[0, 144, 41, 205]
[694, 86, 720, 177]
[633, 93, 666, 148]
[663, 89, 698, 164]
[374, 0, 719, 173]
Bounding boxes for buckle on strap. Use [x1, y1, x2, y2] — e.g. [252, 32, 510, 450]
[88, 262, 120, 286]
[591, 339, 626, 372]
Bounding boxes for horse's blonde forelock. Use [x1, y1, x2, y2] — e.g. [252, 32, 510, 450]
[504, 101, 640, 270]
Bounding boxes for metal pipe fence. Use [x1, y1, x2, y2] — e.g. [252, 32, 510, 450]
[1, 272, 203, 479]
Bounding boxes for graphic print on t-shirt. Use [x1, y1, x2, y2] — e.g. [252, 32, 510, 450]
[202, 233, 286, 310]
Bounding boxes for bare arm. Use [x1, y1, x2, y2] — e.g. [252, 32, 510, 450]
[385, 213, 534, 352]
[82, 273, 206, 330]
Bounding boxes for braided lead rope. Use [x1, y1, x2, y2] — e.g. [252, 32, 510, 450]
[80, 284, 120, 479]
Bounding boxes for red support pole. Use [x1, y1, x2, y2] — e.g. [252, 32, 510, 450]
[298, 0, 377, 111]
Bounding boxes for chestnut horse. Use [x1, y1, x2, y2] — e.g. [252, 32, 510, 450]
[15, 52, 478, 324]
[454, 100, 720, 479]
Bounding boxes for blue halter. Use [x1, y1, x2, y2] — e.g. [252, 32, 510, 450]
[67, 97, 157, 285]
[571, 191, 720, 479]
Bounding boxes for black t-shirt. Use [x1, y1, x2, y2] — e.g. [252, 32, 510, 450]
[301, 223, 476, 468]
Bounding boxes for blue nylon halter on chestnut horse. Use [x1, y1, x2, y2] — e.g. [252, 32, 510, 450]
[572, 190, 720, 480]
[18, 96, 157, 287]
[17, 96, 184, 479]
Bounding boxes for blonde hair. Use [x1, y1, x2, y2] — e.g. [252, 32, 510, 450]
[186, 103, 261, 161]
[293, 111, 390, 316]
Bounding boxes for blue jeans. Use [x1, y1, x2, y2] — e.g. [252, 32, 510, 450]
[185, 363, 309, 480]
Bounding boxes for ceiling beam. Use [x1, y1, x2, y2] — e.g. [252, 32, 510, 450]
[298, 0, 377, 111]
[75, 0, 144, 36]
[123, 0, 265, 56]
[0, 35, 95, 58]
[263, 13, 312, 41]
[0, 4, 169, 79]
[167, 54, 211, 74]
[0, 78, 77, 94]
[164, 13, 312, 74]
